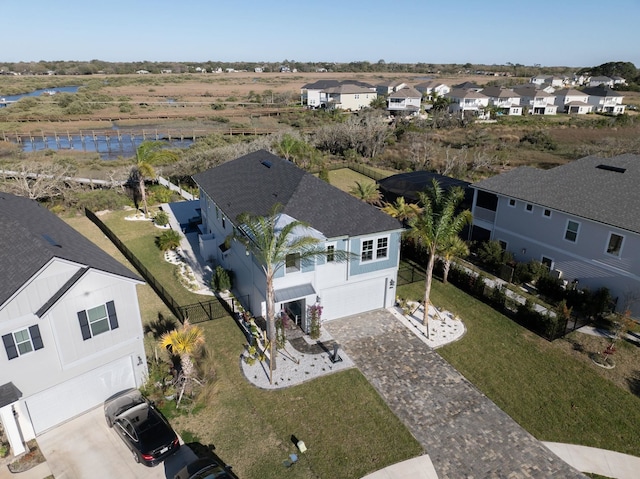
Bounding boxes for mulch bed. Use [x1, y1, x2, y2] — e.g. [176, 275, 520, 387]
[7, 440, 45, 473]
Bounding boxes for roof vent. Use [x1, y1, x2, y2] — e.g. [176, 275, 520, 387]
[596, 164, 626, 173]
[261, 160, 272, 168]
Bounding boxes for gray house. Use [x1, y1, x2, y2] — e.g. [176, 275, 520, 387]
[470, 154, 640, 317]
[0, 193, 146, 455]
[192, 150, 403, 329]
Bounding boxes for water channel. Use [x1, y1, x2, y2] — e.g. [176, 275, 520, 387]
[1, 86, 193, 159]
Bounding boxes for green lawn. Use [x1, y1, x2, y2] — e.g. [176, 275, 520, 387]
[327, 168, 376, 193]
[398, 277, 640, 457]
[66, 210, 423, 479]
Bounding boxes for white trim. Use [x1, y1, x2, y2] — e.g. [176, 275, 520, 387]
[543, 208, 552, 218]
[564, 219, 580, 243]
[360, 234, 390, 264]
[525, 203, 534, 213]
[541, 255, 554, 270]
[508, 198, 516, 208]
[605, 232, 625, 257]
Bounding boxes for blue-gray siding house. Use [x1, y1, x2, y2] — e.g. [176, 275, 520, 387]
[192, 150, 403, 330]
[470, 154, 640, 317]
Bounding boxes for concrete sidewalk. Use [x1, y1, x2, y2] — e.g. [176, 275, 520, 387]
[545, 442, 640, 479]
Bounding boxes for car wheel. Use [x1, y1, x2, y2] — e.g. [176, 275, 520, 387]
[132, 450, 140, 463]
[105, 415, 113, 428]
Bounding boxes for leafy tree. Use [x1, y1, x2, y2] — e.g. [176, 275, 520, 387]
[477, 240, 512, 274]
[235, 205, 349, 384]
[159, 319, 205, 405]
[349, 180, 382, 206]
[407, 179, 472, 332]
[132, 141, 180, 216]
[369, 95, 387, 110]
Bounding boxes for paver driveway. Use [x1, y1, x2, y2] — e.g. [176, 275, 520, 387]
[324, 310, 587, 479]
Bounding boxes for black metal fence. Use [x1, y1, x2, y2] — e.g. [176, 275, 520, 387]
[85, 208, 232, 323]
[397, 261, 426, 286]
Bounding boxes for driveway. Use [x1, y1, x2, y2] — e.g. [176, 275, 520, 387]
[37, 407, 198, 479]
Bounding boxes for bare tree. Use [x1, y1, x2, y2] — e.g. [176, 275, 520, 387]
[0, 160, 73, 200]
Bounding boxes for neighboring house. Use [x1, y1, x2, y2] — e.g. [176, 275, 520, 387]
[611, 76, 627, 86]
[469, 154, 640, 317]
[446, 89, 490, 118]
[553, 88, 593, 114]
[324, 84, 378, 111]
[481, 86, 522, 116]
[387, 87, 422, 115]
[376, 80, 408, 96]
[530, 75, 550, 86]
[513, 86, 557, 115]
[414, 80, 450, 100]
[192, 150, 403, 328]
[0, 193, 146, 456]
[300, 80, 375, 109]
[588, 76, 614, 88]
[582, 86, 626, 114]
[451, 81, 483, 92]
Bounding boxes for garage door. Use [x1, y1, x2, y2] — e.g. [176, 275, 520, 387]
[322, 277, 387, 320]
[25, 356, 136, 435]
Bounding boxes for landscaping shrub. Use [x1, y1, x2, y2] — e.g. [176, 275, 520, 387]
[67, 189, 133, 212]
[536, 273, 565, 302]
[154, 210, 169, 226]
[211, 266, 232, 292]
[476, 240, 512, 274]
[156, 229, 182, 251]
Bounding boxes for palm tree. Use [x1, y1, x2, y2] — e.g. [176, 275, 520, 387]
[236, 204, 349, 384]
[407, 179, 471, 333]
[156, 229, 182, 251]
[349, 180, 382, 206]
[382, 196, 422, 225]
[132, 141, 180, 217]
[159, 319, 205, 405]
[440, 234, 470, 284]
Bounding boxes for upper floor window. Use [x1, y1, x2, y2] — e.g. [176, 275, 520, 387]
[543, 209, 552, 218]
[326, 244, 335, 263]
[361, 236, 389, 262]
[508, 199, 516, 207]
[78, 301, 119, 340]
[286, 253, 301, 273]
[2, 325, 43, 360]
[525, 203, 533, 213]
[564, 220, 580, 242]
[606, 233, 624, 256]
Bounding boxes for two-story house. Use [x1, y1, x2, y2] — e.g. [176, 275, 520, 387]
[192, 150, 403, 330]
[414, 80, 450, 101]
[300, 79, 341, 108]
[446, 89, 490, 118]
[553, 88, 593, 114]
[0, 193, 146, 456]
[513, 86, 558, 115]
[480, 86, 522, 116]
[469, 154, 640, 317]
[387, 87, 422, 116]
[582, 86, 626, 115]
[324, 84, 378, 111]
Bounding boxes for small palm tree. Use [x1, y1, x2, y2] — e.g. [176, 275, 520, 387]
[159, 319, 205, 405]
[440, 235, 470, 284]
[132, 141, 180, 217]
[349, 180, 382, 206]
[156, 229, 182, 251]
[407, 179, 471, 333]
[382, 196, 422, 225]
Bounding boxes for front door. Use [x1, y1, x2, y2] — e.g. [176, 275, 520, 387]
[282, 299, 307, 334]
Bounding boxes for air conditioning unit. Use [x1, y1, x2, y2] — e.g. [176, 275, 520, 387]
[551, 269, 563, 279]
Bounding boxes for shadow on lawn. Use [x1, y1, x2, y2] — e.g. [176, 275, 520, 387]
[626, 370, 640, 399]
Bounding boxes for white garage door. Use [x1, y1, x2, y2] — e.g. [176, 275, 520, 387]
[25, 356, 136, 435]
[322, 277, 387, 320]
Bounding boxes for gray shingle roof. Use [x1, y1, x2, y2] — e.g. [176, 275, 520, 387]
[471, 154, 640, 233]
[0, 192, 142, 307]
[192, 150, 402, 238]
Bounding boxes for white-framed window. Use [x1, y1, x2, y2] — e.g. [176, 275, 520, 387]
[2, 325, 44, 360]
[77, 301, 119, 340]
[543, 209, 552, 218]
[606, 233, 624, 256]
[508, 199, 516, 207]
[564, 220, 580, 242]
[285, 253, 301, 273]
[326, 244, 335, 263]
[525, 203, 533, 213]
[361, 236, 389, 262]
[498, 240, 507, 250]
[541, 256, 554, 271]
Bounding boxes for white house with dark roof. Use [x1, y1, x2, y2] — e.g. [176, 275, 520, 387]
[469, 154, 640, 317]
[300, 80, 376, 109]
[192, 150, 403, 330]
[387, 87, 422, 115]
[446, 89, 490, 118]
[0, 193, 146, 456]
[480, 87, 522, 116]
[414, 80, 450, 101]
[582, 86, 626, 114]
[513, 86, 557, 115]
[588, 76, 615, 88]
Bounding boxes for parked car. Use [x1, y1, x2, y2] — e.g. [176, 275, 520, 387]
[104, 388, 180, 467]
[174, 457, 236, 479]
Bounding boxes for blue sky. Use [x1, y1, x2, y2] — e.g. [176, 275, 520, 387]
[2, 0, 639, 68]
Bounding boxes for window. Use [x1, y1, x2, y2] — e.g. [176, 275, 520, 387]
[606, 233, 624, 256]
[78, 301, 119, 340]
[564, 221, 580, 242]
[285, 253, 301, 273]
[525, 203, 533, 212]
[361, 240, 374, 261]
[326, 244, 335, 262]
[2, 325, 43, 360]
[543, 209, 552, 218]
[361, 236, 389, 262]
[498, 240, 507, 250]
[541, 256, 553, 270]
[376, 238, 388, 259]
[508, 199, 516, 207]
